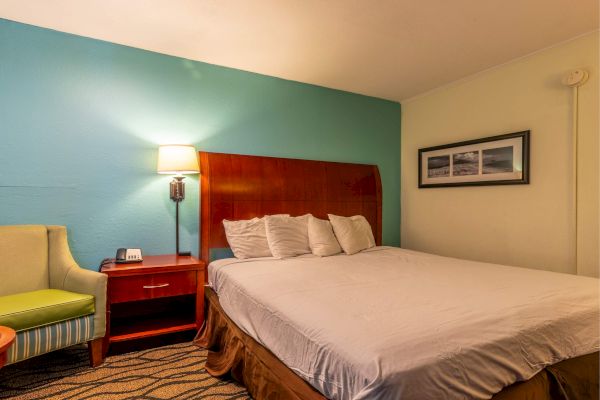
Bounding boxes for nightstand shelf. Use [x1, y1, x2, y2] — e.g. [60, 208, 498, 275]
[110, 320, 197, 342]
[101, 255, 205, 355]
[109, 294, 197, 342]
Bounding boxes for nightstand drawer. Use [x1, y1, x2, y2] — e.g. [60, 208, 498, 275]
[109, 271, 197, 303]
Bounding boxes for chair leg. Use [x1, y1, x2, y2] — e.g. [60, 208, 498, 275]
[88, 338, 104, 367]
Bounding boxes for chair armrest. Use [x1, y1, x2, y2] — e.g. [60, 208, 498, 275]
[47, 226, 107, 339]
[63, 266, 107, 338]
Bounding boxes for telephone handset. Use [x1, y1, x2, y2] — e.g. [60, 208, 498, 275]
[115, 248, 143, 263]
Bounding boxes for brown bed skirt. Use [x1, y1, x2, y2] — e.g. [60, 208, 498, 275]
[195, 287, 598, 400]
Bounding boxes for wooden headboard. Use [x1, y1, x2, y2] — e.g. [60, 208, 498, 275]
[199, 152, 382, 268]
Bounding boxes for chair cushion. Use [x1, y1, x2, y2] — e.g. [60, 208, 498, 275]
[0, 289, 95, 332]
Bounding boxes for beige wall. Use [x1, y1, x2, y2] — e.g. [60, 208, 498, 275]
[401, 32, 599, 276]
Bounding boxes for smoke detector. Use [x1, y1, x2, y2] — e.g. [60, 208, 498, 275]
[562, 69, 589, 87]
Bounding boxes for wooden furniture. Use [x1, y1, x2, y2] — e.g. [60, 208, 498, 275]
[0, 326, 16, 368]
[199, 151, 382, 276]
[101, 255, 204, 355]
[196, 151, 598, 400]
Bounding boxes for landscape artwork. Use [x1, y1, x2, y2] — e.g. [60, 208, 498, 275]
[418, 131, 529, 188]
[452, 151, 479, 176]
[427, 155, 450, 177]
[483, 146, 513, 174]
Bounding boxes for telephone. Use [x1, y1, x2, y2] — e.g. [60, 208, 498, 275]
[115, 248, 143, 263]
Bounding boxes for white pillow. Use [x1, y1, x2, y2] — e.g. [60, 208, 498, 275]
[308, 216, 342, 256]
[328, 214, 376, 255]
[265, 214, 311, 258]
[223, 215, 288, 259]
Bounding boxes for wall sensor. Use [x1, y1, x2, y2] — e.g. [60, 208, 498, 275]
[562, 69, 589, 87]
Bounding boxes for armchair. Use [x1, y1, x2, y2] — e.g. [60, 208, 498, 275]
[0, 225, 107, 367]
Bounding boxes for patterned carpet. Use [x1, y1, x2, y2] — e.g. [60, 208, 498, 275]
[0, 342, 250, 399]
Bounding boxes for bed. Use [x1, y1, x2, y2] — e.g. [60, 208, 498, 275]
[195, 151, 599, 400]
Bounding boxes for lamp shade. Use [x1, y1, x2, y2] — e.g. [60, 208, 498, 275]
[157, 145, 200, 174]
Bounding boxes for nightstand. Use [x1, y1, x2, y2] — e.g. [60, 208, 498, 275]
[100, 255, 205, 355]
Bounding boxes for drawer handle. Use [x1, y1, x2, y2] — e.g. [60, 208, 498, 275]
[143, 283, 170, 289]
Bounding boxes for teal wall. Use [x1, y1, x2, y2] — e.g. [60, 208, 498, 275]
[0, 19, 401, 270]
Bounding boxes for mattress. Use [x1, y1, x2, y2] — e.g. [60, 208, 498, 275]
[208, 247, 599, 400]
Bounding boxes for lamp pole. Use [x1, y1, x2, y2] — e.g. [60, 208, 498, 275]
[175, 199, 180, 255]
[170, 176, 188, 256]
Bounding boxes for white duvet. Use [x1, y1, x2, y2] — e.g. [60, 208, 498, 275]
[209, 247, 599, 400]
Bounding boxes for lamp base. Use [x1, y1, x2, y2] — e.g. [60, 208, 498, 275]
[170, 176, 185, 201]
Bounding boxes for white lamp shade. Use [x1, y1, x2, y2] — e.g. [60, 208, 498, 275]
[157, 145, 200, 174]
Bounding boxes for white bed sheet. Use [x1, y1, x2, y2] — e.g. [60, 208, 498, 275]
[208, 247, 599, 400]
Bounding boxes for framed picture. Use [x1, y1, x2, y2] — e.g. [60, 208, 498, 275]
[418, 131, 530, 188]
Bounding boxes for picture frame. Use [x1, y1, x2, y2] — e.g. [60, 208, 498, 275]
[418, 131, 530, 188]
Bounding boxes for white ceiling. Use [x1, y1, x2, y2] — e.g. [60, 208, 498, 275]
[1, 0, 598, 101]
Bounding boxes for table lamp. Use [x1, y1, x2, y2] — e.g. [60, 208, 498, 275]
[157, 145, 199, 256]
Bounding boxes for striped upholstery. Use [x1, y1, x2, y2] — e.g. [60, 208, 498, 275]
[5, 315, 94, 365]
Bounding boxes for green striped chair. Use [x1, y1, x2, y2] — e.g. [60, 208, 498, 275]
[0, 225, 107, 367]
